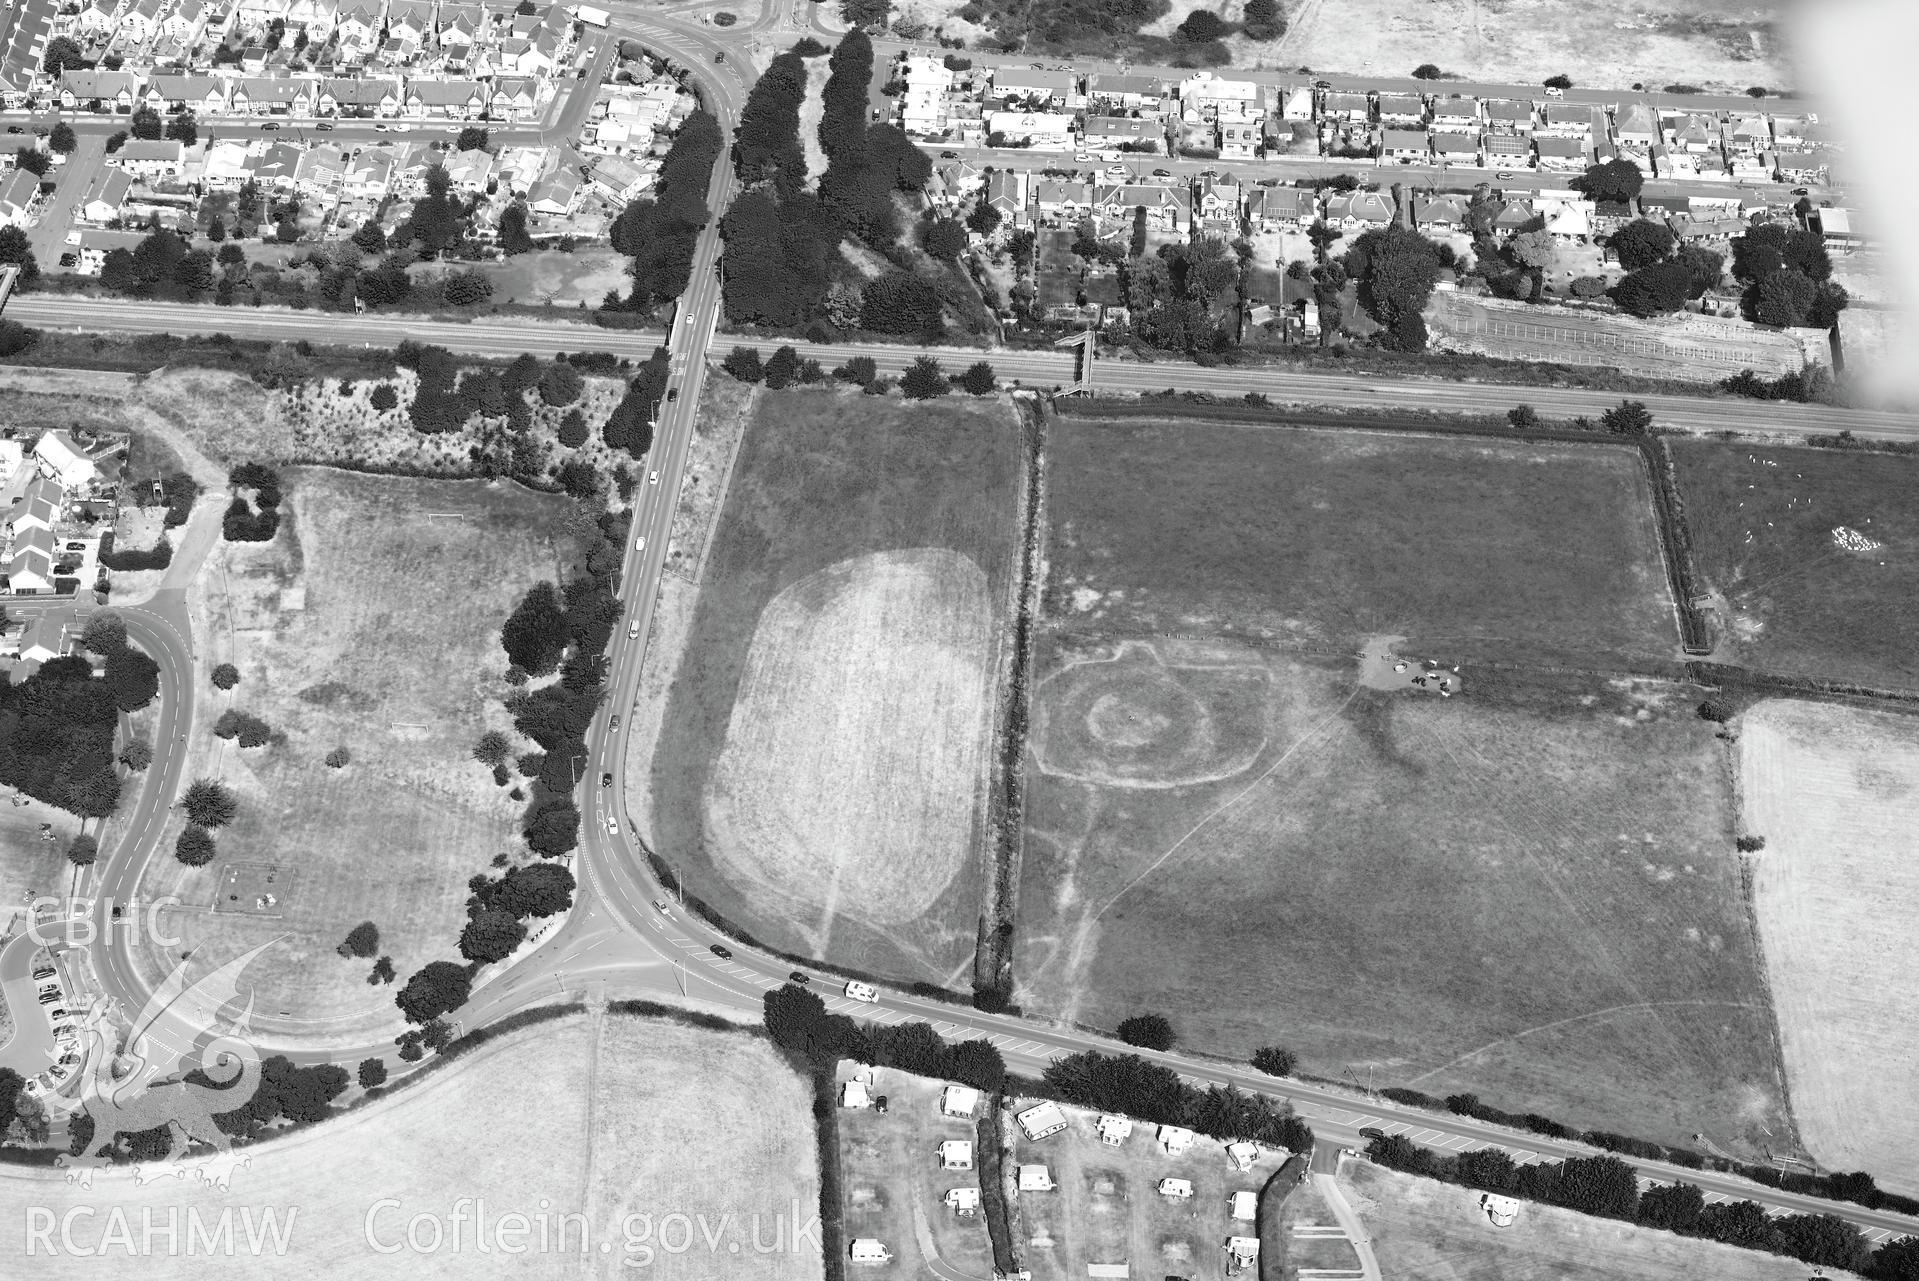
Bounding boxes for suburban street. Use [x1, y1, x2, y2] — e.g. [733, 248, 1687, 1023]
[1, 2, 1914, 1251]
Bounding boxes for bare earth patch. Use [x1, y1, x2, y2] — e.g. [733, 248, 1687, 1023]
[0, 1011, 822, 1279]
[707, 549, 993, 948]
[1741, 698, 1919, 1189]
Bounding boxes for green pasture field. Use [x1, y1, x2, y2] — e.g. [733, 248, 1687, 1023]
[1045, 418, 1677, 667]
[1670, 440, 1919, 689]
[649, 388, 1023, 986]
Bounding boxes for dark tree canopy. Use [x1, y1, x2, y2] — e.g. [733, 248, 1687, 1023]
[1116, 1013, 1176, 1051]
[395, 960, 473, 1024]
[1609, 219, 1675, 271]
[1578, 158, 1644, 203]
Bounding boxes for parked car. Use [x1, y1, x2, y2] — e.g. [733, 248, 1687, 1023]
[316, 122, 335, 130]
[710, 944, 733, 960]
[374, 123, 390, 132]
[874, 1095, 889, 1114]
[1495, 171, 1514, 179]
[37, 991, 59, 1005]
[844, 980, 879, 1003]
[260, 122, 280, 130]
[1152, 168, 1171, 177]
[32, 967, 53, 980]
[789, 971, 810, 984]
[1543, 85, 1565, 98]
[939, 150, 957, 158]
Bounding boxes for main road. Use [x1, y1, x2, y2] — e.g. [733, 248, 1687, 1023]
[15, 9, 1919, 1248]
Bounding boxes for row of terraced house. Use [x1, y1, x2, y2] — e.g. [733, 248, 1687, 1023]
[897, 59, 1843, 187]
[50, 66, 552, 118]
[0, 0, 582, 110]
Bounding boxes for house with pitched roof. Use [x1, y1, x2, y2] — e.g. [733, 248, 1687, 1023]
[405, 78, 488, 117]
[1534, 133, 1589, 172]
[114, 139, 187, 180]
[319, 76, 401, 115]
[79, 166, 134, 223]
[385, 0, 436, 43]
[1245, 185, 1314, 230]
[1432, 131, 1481, 166]
[1082, 115, 1160, 153]
[4, 527, 58, 595]
[233, 77, 317, 114]
[1431, 96, 1481, 131]
[73, 0, 119, 40]
[163, 0, 210, 42]
[334, 0, 384, 51]
[201, 140, 257, 189]
[991, 66, 1075, 108]
[10, 615, 70, 663]
[1320, 91, 1369, 124]
[9, 474, 66, 531]
[1325, 190, 1394, 229]
[60, 70, 144, 112]
[1194, 175, 1241, 231]
[0, 170, 41, 229]
[1381, 129, 1429, 162]
[1414, 193, 1470, 231]
[526, 164, 582, 216]
[1614, 101, 1658, 149]
[146, 74, 231, 115]
[1087, 73, 1165, 115]
[293, 147, 348, 199]
[1484, 98, 1533, 133]
[490, 77, 541, 121]
[1095, 182, 1189, 234]
[121, 0, 169, 45]
[1375, 92, 1425, 127]
[588, 154, 648, 202]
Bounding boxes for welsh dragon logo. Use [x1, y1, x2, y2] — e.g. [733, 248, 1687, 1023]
[49, 939, 279, 1185]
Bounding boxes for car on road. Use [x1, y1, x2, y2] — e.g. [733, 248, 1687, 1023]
[714, 51, 725, 63]
[634, 535, 646, 551]
[627, 619, 640, 639]
[1029, 62, 1045, 68]
[601, 771, 612, 788]
[1105, 164, 1127, 176]
[1152, 168, 1171, 177]
[316, 122, 334, 130]
[374, 123, 390, 131]
[604, 815, 618, 836]
[1074, 152, 1092, 163]
[1255, 178, 1279, 187]
[648, 471, 659, 485]
[4, 126, 19, 134]
[940, 150, 957, 158]
[652, 899, 672, 915]
[710, 944, 733, 960]
[789, 971, 810, 984]
[844, 980, 879, 1003]
[261, 122, 279, 130]
[395, 124, 413, 132]
[609, 714, 620, 730]
[1791, 187, 1809, 195]
[1544, 85, 1565, 98]
[1495, 170, 1514, 179]
[667, 387, 678, 402]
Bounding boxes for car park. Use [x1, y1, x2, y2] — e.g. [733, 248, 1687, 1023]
[710, 944, 733, 959]
[844, 980, 879, 1003]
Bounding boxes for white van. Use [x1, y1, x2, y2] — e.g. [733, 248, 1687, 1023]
[844, 980, 879, 1003]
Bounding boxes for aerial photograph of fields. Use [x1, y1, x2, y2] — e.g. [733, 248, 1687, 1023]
[8, 0, 1919, 1277]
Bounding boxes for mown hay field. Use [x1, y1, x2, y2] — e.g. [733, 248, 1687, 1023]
[130, 469, 575, 1045]
[0, 1012, 822, 1280]
[1345, 1161, 1819, 1281]
[1046, 419, 1676, 667]
[1741, 698, 1919, 1188]
[1017, 644, 1784, 1152]
[651, 389, 1023, 987]
[1672, 440, 1919, 690]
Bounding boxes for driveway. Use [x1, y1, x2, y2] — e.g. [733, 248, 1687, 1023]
[28, 133, 105, 269]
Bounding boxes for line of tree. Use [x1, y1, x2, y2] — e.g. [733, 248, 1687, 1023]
[733, 49, 810, 194]
[1037, 1050, 1314, 1151]
[1366, 1131, 1914, 1278]
[606, 110, 724, 314]
[763, 983, 1008, 1091]
[600, 345, 670, 457]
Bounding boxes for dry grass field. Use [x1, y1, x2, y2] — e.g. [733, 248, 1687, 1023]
[1268, 0, 1791, 93]
[1672, 440, 1919, 690]
[650, 389, 1023, 987]
[707, 549, 995, 946]
[134, 367, 630, 482]
[1344, 1161, 1818, 1281]
[1741, 698, 1919, 1188]
[127, 469, 576, 1045]
[1047, 418, 1677, 667]
[0, 1010, 823, 1279]
[1018, 641, 1785, 1152]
